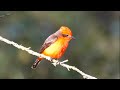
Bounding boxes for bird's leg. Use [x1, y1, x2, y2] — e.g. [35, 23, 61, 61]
[48, 58, 54, 62]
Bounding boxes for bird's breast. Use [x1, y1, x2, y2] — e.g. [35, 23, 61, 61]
[42, 38, 68, 59]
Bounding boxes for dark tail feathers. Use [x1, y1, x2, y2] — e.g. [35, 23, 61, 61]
[31, 58, 42, 69]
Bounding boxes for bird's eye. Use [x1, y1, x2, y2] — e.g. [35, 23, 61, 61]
[62, 34, 69, 37]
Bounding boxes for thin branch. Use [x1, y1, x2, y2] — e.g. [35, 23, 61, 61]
[0, 36, 97, 79]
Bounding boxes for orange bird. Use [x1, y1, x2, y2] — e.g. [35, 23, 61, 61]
[31, 26, 75, 69]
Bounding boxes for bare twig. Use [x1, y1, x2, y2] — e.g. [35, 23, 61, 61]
[0, 36, 97, 79]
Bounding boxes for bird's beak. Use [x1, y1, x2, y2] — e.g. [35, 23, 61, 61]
[71, 36, 75, 39]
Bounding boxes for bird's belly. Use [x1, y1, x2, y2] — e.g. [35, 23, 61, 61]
[42, 41, 68, 59]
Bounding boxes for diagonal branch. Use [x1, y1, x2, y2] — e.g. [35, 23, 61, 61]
[0, 36, 97, 79]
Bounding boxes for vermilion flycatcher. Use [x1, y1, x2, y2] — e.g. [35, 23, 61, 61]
[31, 26, 75, 69]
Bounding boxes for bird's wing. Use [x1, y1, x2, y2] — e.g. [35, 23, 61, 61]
[39, 34, 58, 53]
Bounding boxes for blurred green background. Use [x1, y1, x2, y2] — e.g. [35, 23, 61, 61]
[0, 11, 119, 79]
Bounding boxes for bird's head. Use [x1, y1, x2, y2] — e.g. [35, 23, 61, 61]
[59, 26, 75, 41]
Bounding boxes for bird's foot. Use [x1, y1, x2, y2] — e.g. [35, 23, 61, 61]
[49, 58, 54, 62]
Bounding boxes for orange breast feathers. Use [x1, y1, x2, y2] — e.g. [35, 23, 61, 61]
[42, 37, 68, 59]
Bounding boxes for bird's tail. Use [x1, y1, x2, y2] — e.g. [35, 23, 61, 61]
[31, 58, 42, 69]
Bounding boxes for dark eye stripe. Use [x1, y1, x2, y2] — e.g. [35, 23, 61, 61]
[62, 34, 68, 37]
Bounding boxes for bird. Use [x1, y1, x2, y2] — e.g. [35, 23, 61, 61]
[31, 26, 75, 69]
